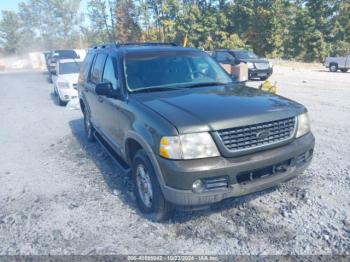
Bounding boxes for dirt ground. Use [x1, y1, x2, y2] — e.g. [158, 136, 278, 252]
[0, 65, 349, 255]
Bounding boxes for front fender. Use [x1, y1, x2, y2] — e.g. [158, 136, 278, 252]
[124, 130, 167, 187]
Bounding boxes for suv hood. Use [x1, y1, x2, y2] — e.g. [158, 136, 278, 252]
[134, 84, 305, 134]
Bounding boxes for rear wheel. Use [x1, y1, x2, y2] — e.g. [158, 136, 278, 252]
[329, 64, 338, 72]
[340, 69, 348, 73]
[83, 107, 95, 142]
[132, 149, 172, 221]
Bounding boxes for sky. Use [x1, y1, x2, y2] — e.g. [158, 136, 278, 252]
[0, 0, 88, 13]
[0, 0, 23, 11]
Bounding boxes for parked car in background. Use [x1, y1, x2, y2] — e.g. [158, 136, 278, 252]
[78, 43, 314, 221]
[324, 54, 350, 72]
[48, 49, 80, 74]
[43, 51, 51, 71]
[212, 49, 273, 80]
[52, 59, 82, 106]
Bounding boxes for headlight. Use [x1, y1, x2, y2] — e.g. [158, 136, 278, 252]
[296, 112, 311, 138]
[247, 62, 254, 69]
[269, 61, 273, 67]
[160, 132, 220, 160]
[57, 82, 70, 89]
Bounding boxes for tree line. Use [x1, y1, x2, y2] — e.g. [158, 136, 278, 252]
[0, 0, 349, 62]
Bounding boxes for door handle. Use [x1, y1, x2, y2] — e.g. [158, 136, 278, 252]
[98, 96, 103, 103]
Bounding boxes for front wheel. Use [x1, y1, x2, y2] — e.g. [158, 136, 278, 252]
[132, 149, 172, 221]
[57, 95, 66, 106]
[329, 64, 338, 72]
[340, 69, 348, 73]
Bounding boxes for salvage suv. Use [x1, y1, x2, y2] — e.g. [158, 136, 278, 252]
[78, 43, 315, 221]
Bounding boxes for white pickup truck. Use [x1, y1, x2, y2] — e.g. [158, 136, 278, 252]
[324, 54, 350, 72]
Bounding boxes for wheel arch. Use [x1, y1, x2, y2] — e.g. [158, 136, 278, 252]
[124, 131, 166, 187]
[79, 98, 85, 113]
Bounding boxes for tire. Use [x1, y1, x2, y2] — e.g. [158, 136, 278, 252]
[329, 64, 338, 72]
[57, 95, 66, 106]
[83, 107, 95, 142]
[132, 149, 172, 221]
[340, 69, 348, 73]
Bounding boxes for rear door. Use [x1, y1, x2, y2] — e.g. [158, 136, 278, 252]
[84, 53, 107, 129]
[97, 55, 124, 154]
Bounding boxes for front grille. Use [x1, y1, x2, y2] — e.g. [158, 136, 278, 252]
[236, 159, 291, 184]
[255, 63, 269, 70]
[217, 117, 296, 152]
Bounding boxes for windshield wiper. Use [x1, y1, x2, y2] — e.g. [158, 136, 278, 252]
[182, 81, 232, 89]
[131, 86, 185, 93]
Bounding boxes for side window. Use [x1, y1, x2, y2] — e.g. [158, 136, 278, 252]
[102, 56, 118, 90]
[80, 53, 94, 81]
[91, 54, 107, 84]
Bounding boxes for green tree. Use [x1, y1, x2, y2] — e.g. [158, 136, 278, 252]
[0, 11, 22, 54]
[87, 0, 115, 43]
[115, 0, 141, 42]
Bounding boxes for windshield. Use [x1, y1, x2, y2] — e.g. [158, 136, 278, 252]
[124, 52, 233, 91]
[233, 50, 258, 59]
[59, 62, 82, 74]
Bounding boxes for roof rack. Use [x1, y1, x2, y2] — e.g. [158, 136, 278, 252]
[115, 42, 178, 47]
[91, 42, 178, 49]
[91, 42, 116, 49]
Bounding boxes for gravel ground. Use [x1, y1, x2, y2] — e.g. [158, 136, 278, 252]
[0, 66, 349, 255]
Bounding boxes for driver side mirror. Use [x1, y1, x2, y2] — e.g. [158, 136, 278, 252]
[95, 82, 119, 98]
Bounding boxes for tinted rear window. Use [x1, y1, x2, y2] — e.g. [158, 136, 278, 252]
[55, 50, 78, 58]
[80, 53, 95, 80]
[91, 54, 107, 83]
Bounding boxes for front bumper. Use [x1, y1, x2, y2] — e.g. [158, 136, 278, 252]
[248, 68, 273, 79]
[57, 88, 78, 102]
[158, 132, 315, 206]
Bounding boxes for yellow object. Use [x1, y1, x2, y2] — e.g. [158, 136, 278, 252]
[159, 147, 170, 158]
[259, 80, 278, 94]
[160, 137, 169, 145]
[183, 34, 188, 47]
[160, 137, 170, 157]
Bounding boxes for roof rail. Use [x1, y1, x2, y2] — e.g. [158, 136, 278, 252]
[91, 42, 117, 49]
[91, 42, 178, 50]
[115, 42, 178, 47]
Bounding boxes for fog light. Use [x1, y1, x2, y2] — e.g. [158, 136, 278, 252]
[192, 179, 204, 193]
[305, 149, 313, 160]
